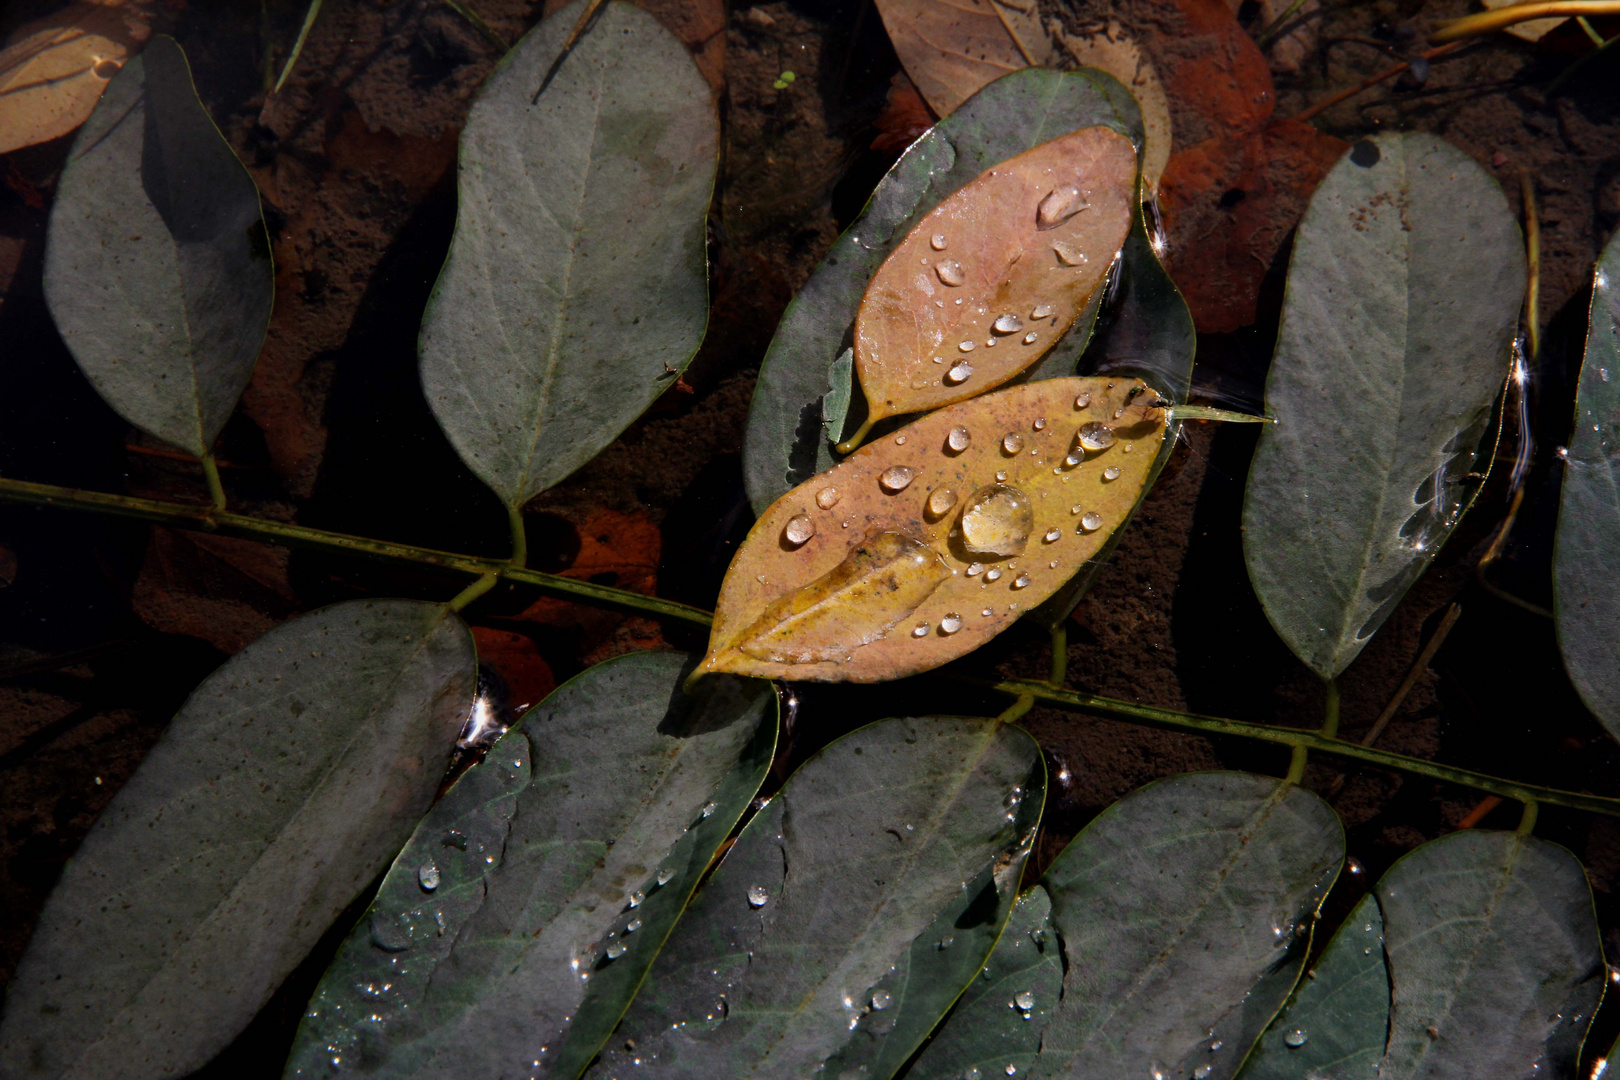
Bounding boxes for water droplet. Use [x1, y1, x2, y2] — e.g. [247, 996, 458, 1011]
[880, 466, 915, 492]
[966, 562, 985, 576]
[1043, 528, 1060, 543]
[701, 801, 717, 817]
[946, 427, 972, 454]
[1080, 512, 1102, 531]
[958, 339, 976, 352]
[1033, 417, 1047, 430]
[1000, 435, 1023, 456]
[606, 941, 627, 959]
[626, 919, 642, 933]
[1032, 303, 1055, 319]
[1037, 187, 1087, 228]
[940, 612, 963, 634]
[984, 337, 997, 348]
[1103, 466, 1121, 480]
[960, 484, 1034, 556]
[1074, 391, 1091, 408]
[895, 434, 907, 445]
[747, 885, 769, 908]
[1077, 422, 1116, 451]
[1284, 1029, 1308, 1048]
[994, 313, 1023, 334]
[1194, 1068, 1213, 1080]
[937, 936, 954, 950]
[784, 514, 815, 545]
[982, 607, 993, 616]
[1023, 332, 1038, 345]
[1015, 990, 1035, 1009]
[1209, 1039, 1223, 1052]
[1123, 442, 1134, 453]
[936, 260, 965, 286]
[816, 486, 841, 509]
[927, 488, 958, 518]
[1053, 240, 1088, 266]
[657, 866, 675, 886]
[1064, 451, 1082, 466]
[986, 568, 1003, 582]
[1070, 504, 1083, 515]
[912, 623, 929, 638]
[1012, 573, 1031, 589]
[931, 233, 948, 250]
[418, 862, 440, 891]
[629, 890, 645, 907]
[946, 360, 974, 384]
[963, 1069, 982, 1080]
[995, 470, 1007, 481]
[1005, 1066, 1018, 1077]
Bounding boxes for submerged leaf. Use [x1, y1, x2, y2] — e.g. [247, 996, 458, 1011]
[742, 67, 1144, 515]
[874, 0, 1029, 116]
[419, 0, 718, 509]
[707, 377, 1167, 683]
[0, 601, 475, 1080]
[1055, 23, 1171, 192]
[1555, 233, 1620, 739]
[43, 34, 273, 456]
[1242, 133, 1523, 680]
[586, 715, 1045, 1079]
[0, 2, 149, 154]
[848, 126, 1136, 439]
[284, 651, 775, 1080]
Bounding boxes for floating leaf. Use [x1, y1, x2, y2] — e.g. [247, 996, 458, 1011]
[742, 67, 1143, 515]
[1237, 893, 1388, 1080]
[1242, 133, 1524, 680]
[874, 0, 1029, 116]
[1055, 23, 1171, 192]
[905, 886, 1063, 1080]
[0, 600, 475, 1080]
[0, 1, 150, 155]
[43, 34, 273, 457]
[586, 715, 1045, 1079]
[845, 125, 1136, 443]
[1376, 831, 1603, 1078]
[1030, 772, 1343, 1080]
[284, 651, 775, 1080]
[1556, 234, 1620, 739]
[709, 377, 1166, 683]
[419, 0, 718, 509]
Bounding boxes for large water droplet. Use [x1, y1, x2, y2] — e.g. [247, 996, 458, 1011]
[1002, 432, 1024, 454]
[747, 885, 769, 908]
[1037, 187, 1088, 228]
[871, 990, 892, 1010]
[936, 260, 965, 286]
[958, 339, 976, 352]
[1014, 990, 1035, 1010]
[947, 426, 971, 451]
[1284, 1029, 1309, 1049]
[927, 488, 959, 518]
[1032, 303, 1055, 319]
[1077, 422, 1116, 451]
[1079, 511, 1102, 531]
[784, 514, 815, 545]
[1052, 240, 1086, 266]
[946, 361, 973, 384]
[880, 466, 915, 493]
[1074, 391, 1091, 408]
[418, 862, 440, 892]
[960, 484, 1034, 556]
[1103, 465, 1121, 481]
[931, 233, 948, 250]
[1043, 528, 1060, 542]
[1033, 417, 1047, 430]
[940, 612, 963, 634]
[816, 486, 841, 509]
[993, 313, 1023, 334]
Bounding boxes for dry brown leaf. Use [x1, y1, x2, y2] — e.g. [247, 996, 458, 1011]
[846, 126, 1136, 445]
[874, 0, 1029, 116]
[131, 528, 299, 655]
[699, 377, 1167, 683]
[1056, 23, 1172, 192]
[0, 2, 150, 155]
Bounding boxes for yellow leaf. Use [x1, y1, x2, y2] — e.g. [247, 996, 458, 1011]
[700, 376, 1167, 683]
[843, 126, 1136, 447]
[0, 2, 150, 156]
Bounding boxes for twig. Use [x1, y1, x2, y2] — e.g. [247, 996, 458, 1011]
[1457, 795, 1503, 828]
[442, 0, 508, 51]
[1293, 42, 1467, 123]
[1256, 0, 1311, 47]
[1362, 601, 1462, 748]
[273, 0, 324, 94]
[533, 0, 611, 103]
[1431, 1, 1620, 43]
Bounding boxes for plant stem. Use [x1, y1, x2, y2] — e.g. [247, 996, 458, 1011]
[997, 693, 1035, 724]
[834, 415, 876, 456]
[1431, 1, 1620, 43]
[442, 0, 508, 50]
[1293, 42, 1466, 123]
[507, 502, 528, 568]
[0, 475, 713, 629]
[1364, 602, 1461, 747]
[1518, 799, 1540, 835]
[447, 572, 498, 613]
[273, 0, 324, 93]
[1255, 0, 1311, 47]
[1049, 623, 1067, 687]
[200, 452, 227, 512]
[1523, 173, 1542, 361]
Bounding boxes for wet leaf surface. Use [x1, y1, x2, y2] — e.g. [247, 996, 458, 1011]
[742, 67, 1143, 515]
[1030, 772, 1343, 1080]
[1054, 24, 1171, 192]
[283, 651, 775, 1080]
[43, 35, 273, 457]
[0, 600, 476, 1080]
[711, 377, 1166, 683]
[1376, 831, 1603, 1079]
[1237, 893, 1387, 1080]
[905, 885, 1063, 1080]
[586, 715, 1045, 1080]
[0, 1, 150, 155]
[1242, 133, 1524, 680]
[1556, 233, 1620, 740]
[850, 126, 1136, 433]
[419, 0, 718, 509]
[873, 0, 1029, 117]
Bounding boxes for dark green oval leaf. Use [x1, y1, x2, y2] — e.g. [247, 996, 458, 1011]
[587, 715, 1045, 1079]
[43, 34, 274, 457]
[742, 67, 1143, 515]
[419, 0, 718, 508]
[1376, 830, 1602, 1079]
[1238, 893, 1388, 1080]
[1556, 232, 1620, 737]
[284, 651, 776, 1080]
[905, 885, 1063, 1080]
[1242, 133, 1524, 679]
[1031, 772, 1343, 1080]
[0, 600, 475, 1080]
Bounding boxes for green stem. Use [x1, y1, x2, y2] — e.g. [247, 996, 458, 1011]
[1285, 745, 1308, 784]
[834, 414, 877, 456]
[0, 475, 712, 629]
[200, 452, 226, 512]
[1168, 405, 1275, 425]
[1049, 623, 1067, 687]
[507, 502, 528, 568]
[1518, 800, 1540, 835]
[447, 572, 498, 613]
[997, 693, 1035, 725]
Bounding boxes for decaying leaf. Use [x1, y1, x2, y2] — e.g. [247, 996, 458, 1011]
[874, 0, 1030, 117]
[847, 127, 1136, 444]
[0, 1, 151, 155]
[1054, 23, 1172, 192]
[700, 377, 1167, 683]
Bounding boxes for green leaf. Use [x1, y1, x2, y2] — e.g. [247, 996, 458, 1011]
[904, 886, 1063, 1080]
[0, 600, 475, 1080]
[283, 651, 776, 1080]
[1238, 893, 1388, 1080]
[1031, 772, 1344, 1080]
[741, 67, 1144, 516]
[1556, 232, 1620, 737]
[587, 715, 1045, 1079]
[1242, 133, 1524, 680]
[43, 34, 274, 457]
[1376, 830, 1603, 1079]
[419, 0, 719, 508]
